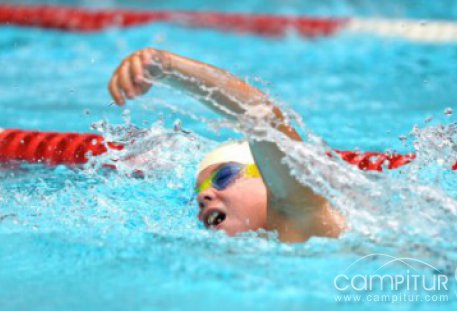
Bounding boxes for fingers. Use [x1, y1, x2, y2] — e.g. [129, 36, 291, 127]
[108, 49, 159, 106]
[109, 75, 125, 106]
[119, 61, 136, 100]
[131, 54, 143, 84]
[140, 49, 153, 66]
[130, 54, 152, 95]
[136, 82, 152, 96]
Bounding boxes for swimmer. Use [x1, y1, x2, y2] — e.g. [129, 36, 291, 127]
[109, 48, 344, 242]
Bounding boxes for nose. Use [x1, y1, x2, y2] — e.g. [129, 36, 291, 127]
[197, 188, 217, 209]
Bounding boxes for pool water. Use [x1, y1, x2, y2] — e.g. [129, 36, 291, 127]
[1, 1, 457, 310]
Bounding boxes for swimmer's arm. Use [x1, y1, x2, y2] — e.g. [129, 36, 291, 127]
[109, 49, 301, 139]
[110, 48, 270, 117]
[249, 139, 342, 242]
[109, 49, 308, 194]
[109, 48, 342, 241]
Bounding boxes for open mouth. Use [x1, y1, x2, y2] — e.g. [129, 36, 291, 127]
[203, 208, 226, 229]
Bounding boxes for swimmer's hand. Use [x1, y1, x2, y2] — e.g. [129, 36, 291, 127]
[109, 48, 160, 106]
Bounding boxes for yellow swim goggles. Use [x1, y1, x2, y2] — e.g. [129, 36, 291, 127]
[196, 162, 261, 194]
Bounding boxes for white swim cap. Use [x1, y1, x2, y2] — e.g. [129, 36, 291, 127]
[197, 141, 255, 175]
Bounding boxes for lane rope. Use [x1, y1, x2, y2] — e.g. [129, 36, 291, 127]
[0, 4, 345, 37]
[1, 129, 454, 171]
[0, 128, 122, 166]
[2, 4, 457, 42]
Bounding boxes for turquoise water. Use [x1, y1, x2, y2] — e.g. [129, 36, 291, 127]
[1, 1, 457, 310]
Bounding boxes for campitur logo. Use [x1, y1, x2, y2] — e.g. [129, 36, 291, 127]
[333, 254, 453, 304]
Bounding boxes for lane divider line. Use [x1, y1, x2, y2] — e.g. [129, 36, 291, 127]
[2, 5, 457, 42]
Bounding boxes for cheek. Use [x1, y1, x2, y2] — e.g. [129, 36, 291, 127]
[218, 218, 249, 236]
[223, 180, 267, 230]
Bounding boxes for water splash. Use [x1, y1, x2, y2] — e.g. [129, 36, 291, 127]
[234, 105, 457, 261]
[111, 60, 457, 261]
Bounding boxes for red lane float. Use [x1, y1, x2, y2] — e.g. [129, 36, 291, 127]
[0, 4, 346, 36]
[0, 5, 170, 32]
[0, 128, 122, 166]
[335, 150, 416, 171]
[1, 129, 454, 171]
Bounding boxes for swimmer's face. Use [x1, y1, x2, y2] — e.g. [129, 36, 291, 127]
[196, 163, 267, 236]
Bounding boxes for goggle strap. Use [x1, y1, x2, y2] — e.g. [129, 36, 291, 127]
[245, 164, 261, 178]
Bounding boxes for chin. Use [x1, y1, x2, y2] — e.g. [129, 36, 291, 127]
[219, 220, 256, 236]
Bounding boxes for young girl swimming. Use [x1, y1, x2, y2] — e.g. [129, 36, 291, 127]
[108, 48, 344, 242]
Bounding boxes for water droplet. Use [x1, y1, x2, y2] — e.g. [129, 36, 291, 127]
[399, 135, 407, 142]
[410, 125, 420, 136]
[173, 119, 182, 132]
[91, 120, 107, 132]
[154, 33, 166, 43]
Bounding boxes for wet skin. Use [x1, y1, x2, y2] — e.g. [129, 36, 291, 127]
[196, 163, 268, 236]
